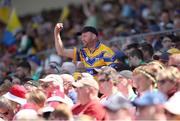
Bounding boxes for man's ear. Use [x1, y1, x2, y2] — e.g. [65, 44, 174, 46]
[92, 34, 97, 40]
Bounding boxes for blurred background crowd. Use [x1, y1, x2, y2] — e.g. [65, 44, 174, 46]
[0, 0, 180, 120]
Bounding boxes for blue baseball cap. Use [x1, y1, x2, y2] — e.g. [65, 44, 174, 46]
[132, 91, 167, 107]
[104, 93, 132, 112]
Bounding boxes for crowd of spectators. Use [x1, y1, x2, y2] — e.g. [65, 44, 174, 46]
[0, 0, 180, 120]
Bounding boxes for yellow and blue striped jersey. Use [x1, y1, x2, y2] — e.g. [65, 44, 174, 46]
[73, 42, 117, 75]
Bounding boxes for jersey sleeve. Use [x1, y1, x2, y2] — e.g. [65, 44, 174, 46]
[72, 47, 80, 63]
[103, 49, 117, 66]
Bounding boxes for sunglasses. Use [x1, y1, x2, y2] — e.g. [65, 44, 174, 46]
[0, 110, 9, 116]
[170, 64, 180, 68]
[158, 79, 174, 84]
[40, 83, 50, 89]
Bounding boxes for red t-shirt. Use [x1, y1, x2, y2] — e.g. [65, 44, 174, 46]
[72, 100, 107, 120]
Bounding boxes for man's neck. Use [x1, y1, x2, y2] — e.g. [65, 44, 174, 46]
[81, 95, 98, 105]
[88, 41, 98, 53]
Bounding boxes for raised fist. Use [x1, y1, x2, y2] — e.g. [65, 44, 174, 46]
[54, 23, 63, 33]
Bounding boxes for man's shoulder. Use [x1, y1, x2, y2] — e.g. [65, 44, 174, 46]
[99, 43, 114, 51]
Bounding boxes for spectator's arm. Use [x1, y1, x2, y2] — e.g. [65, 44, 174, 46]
[54, 23, 74, 59]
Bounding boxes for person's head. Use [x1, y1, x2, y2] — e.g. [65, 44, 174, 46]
[96, 66, 117, 96]
[80, 26, 98, 48]
[0, 77, 12, 96]
[60, 74, 75, 94]
[168, 54, 180, 70]
[160, 9, 170, 23]
[13, 109, 40, 121]
[3, 85, 27, 113]
[139, 42, 153, 62]
[0, 97, 14, 121]
[72, 73, 99, 104]
[49, 103, 73, 120]
[173, 14, 180, 29]
[24, 80, 38, 92]
[15, 60, 31, 82]
[45, 61, 61, 74]
[157, 66, 180, 97]
[104, 94, 134, 121]
[61, 62, 76, 75]
[128, 49, 144, 67]
[115, 71, 133, 97]
[124, 43, 139, 56]
[26, 89, 47, 109]
[161, 35, 174, 51]
[133, 91, 167, 120]
[39, 74, 64, 97]
[133, 66, 157, 94]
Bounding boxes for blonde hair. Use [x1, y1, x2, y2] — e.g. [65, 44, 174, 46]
[133, 65, 157, 86]
[157, 66, 180, 82]
[50, 103, 73, 120]
[26, 89, 46, 108]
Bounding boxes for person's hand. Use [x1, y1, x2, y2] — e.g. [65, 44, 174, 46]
[54, 23, 63, 34]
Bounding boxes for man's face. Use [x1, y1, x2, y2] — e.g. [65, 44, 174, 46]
[81, 32, 94, 47]
[76, 85, 89, 102]
[15, 67, 26, 79]
[128, 56, 137, 67]
[162, 37, 172, 50]
[39, 81, 53, 96]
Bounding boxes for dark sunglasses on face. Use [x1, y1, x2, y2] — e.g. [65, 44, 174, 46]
[0, 110, 9, 116]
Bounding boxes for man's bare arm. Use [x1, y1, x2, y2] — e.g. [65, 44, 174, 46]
[54, 23, 74, 59]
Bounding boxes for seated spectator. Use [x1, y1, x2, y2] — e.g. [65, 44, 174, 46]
[115, 70, 137, 101]
[168, 54, 180, 70]
[49, 103, 73, 120]
[160, 34, 174, 53]
[133, 91, 167, 120]
[61, 62, 76, 75]
[45, 61, 61, 75]
[157, 66, 180, 98]
[60, 74, 77, 104]
[139, 42, 154, 63]
[0, 77, 13, 96]
[13, 108, 40, 120]
[96, 66, 125, 104]
[133, 65, 157, 96]
[15, 60, 32, 84]
[24, 80, 38, 92]
[0, 97, 14, 121]
[3, 85, 27, 114]
[72, 73, 107, 120]
[26, 89, 47, 111]
[104, 93, 134, 121]
[128, 49, 145, 70]
[39, 74, 64, 97]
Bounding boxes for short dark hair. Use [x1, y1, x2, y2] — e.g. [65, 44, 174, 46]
[78, 26, 98, 36]
[126, 43, 139, 50]
[129, 49, 144, 60]
[139, 42, 154, 57]
[17, 60, 31, 73]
